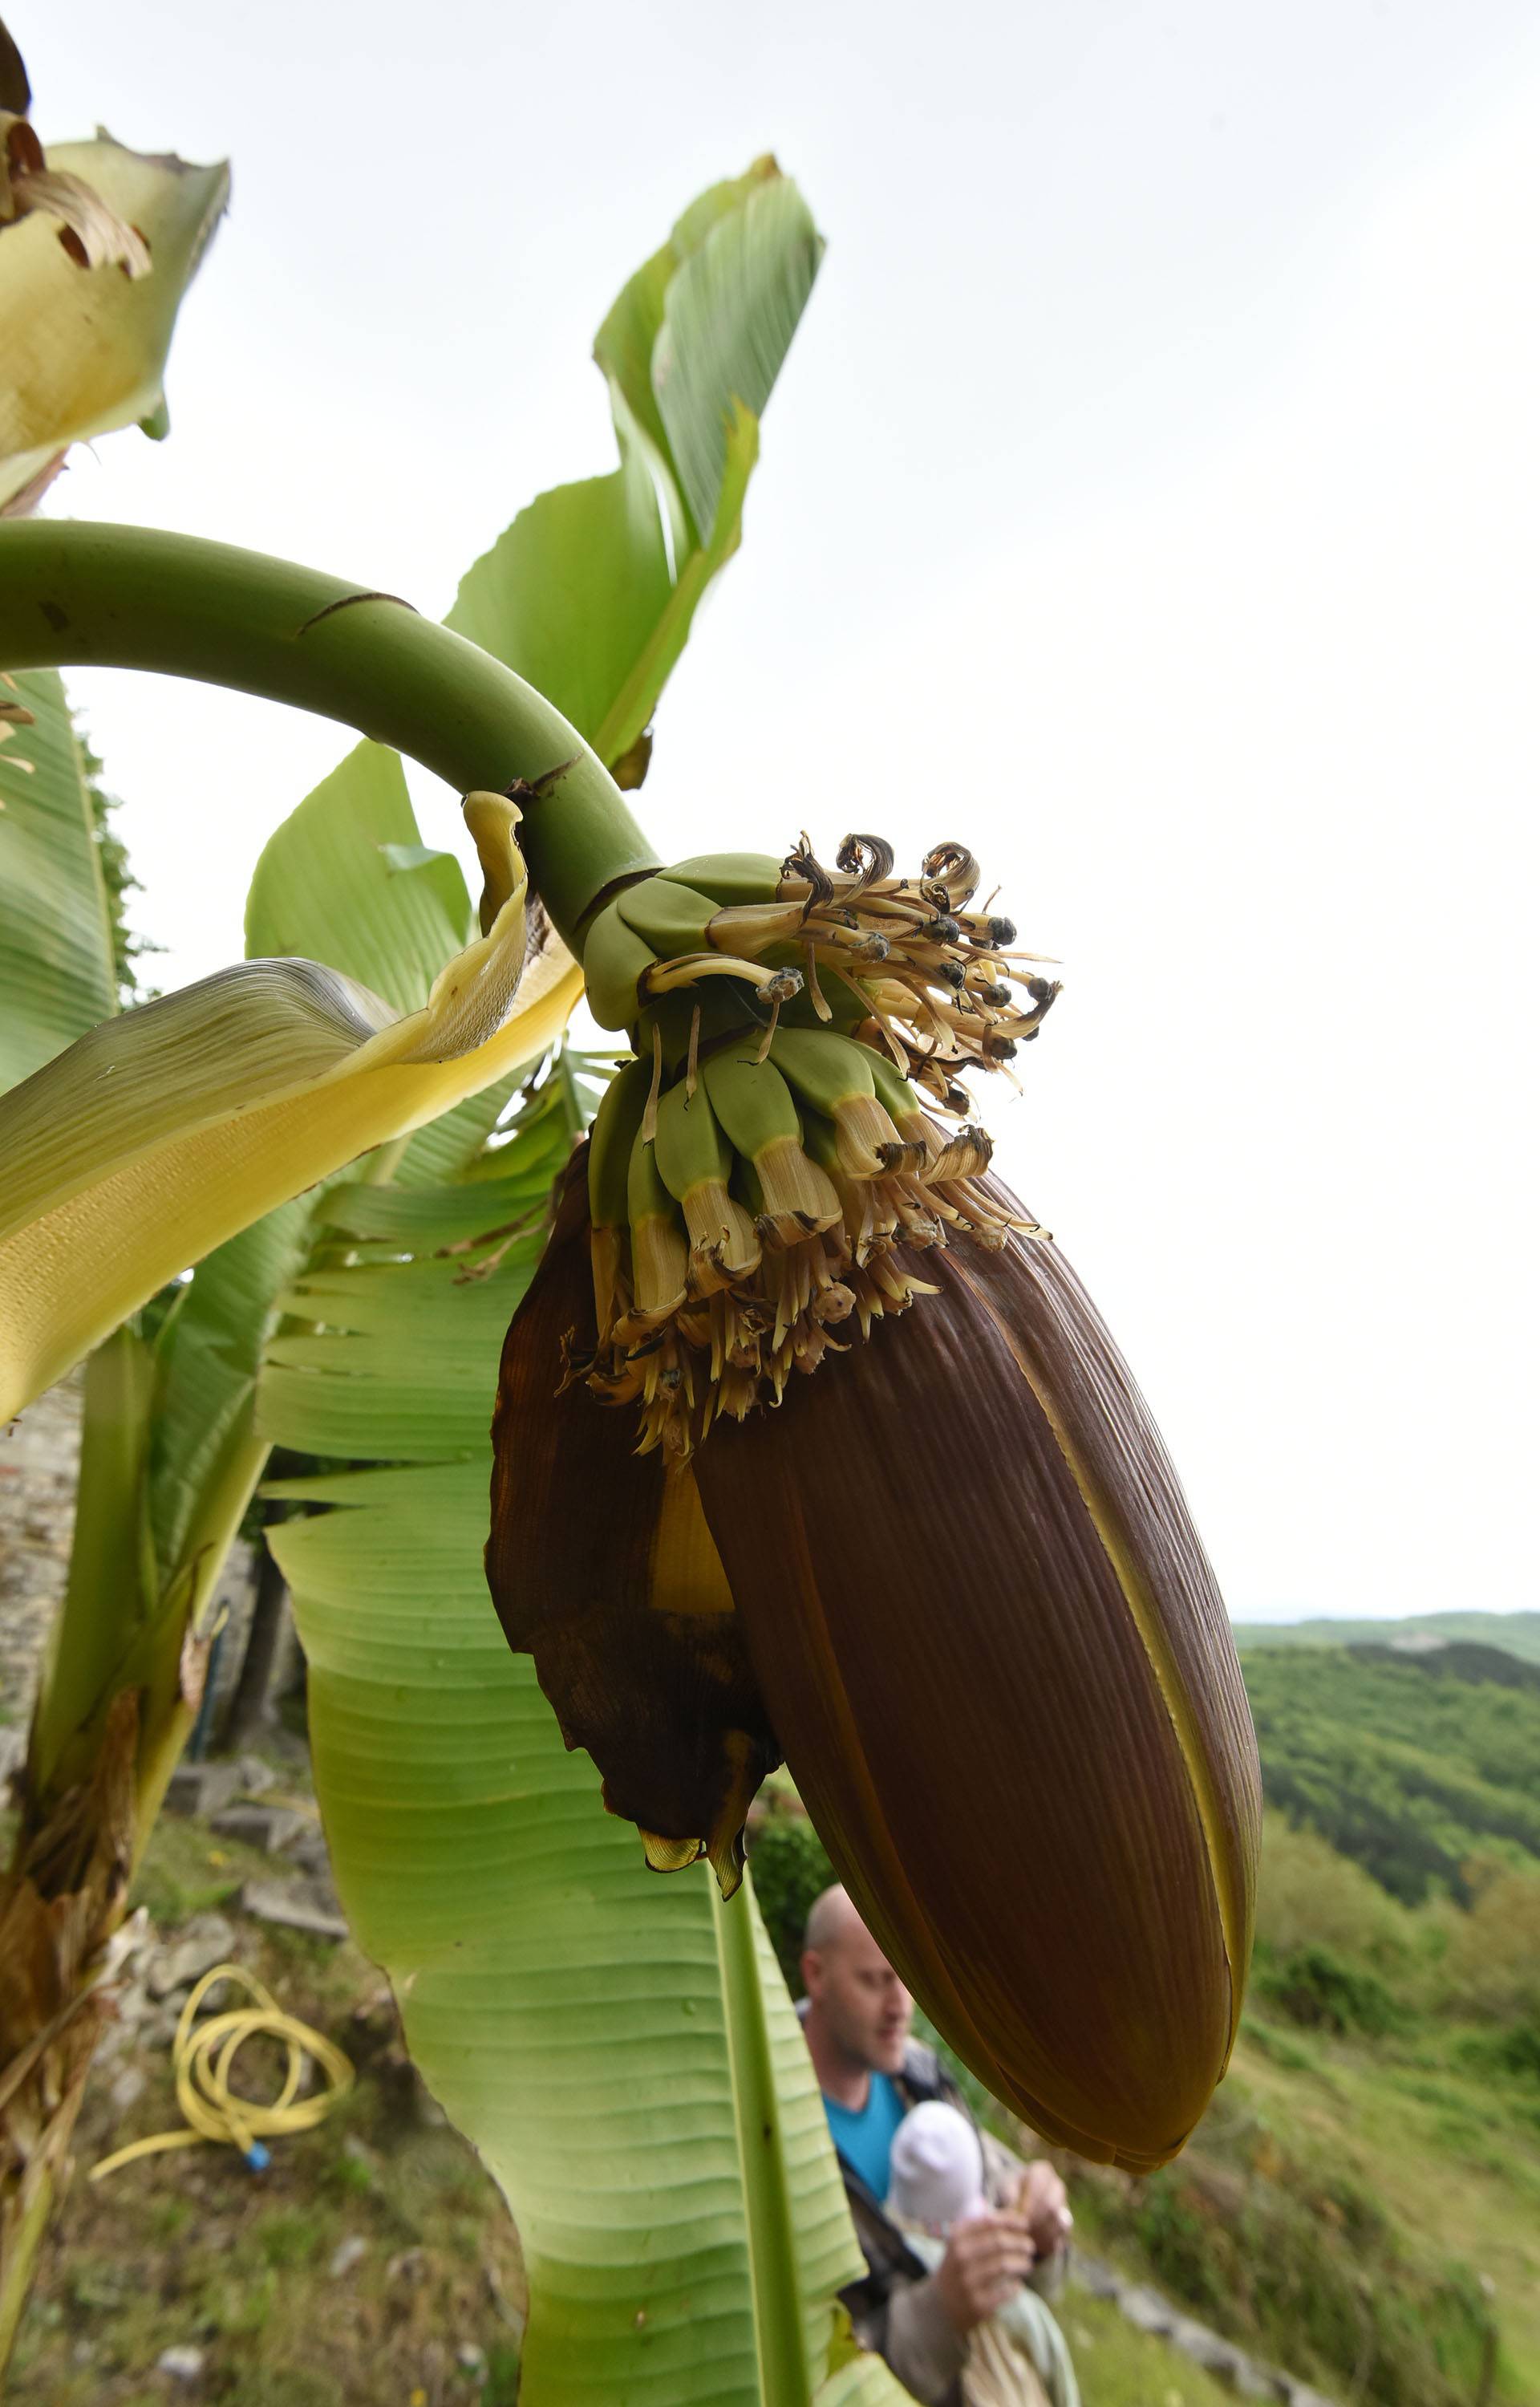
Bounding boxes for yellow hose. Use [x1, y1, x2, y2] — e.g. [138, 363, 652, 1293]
[91, 1963, 354, 2182]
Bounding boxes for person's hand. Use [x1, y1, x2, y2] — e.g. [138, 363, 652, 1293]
[1003, 2159, 1072, 2259]
[933, 2211, 1038, 2334]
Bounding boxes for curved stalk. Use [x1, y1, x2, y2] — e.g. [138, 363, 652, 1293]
[0, 520, 659, 944]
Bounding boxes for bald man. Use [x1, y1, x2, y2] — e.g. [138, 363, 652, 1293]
[800, 1885, 1071, 2407]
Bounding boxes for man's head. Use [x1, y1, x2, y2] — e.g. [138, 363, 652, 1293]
[801, 1885, 914, 2078]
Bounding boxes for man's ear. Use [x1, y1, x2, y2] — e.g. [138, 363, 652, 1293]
[800, 1946, 822, 1999]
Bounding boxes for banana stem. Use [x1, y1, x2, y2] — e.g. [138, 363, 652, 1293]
[0, 520, 659, 947]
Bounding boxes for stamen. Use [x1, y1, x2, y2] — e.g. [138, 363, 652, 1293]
[922, 842, 981, 903]
[835, 972, 910, 1070]
[685, 1003, 702, 1101]
[760, 967, 804, 1005]
[835, 833, 896, 895]
[810, 923, 890, 961]
[780, 833, 835, 919]
[641, 1021, 664, 1143]
[642, 951, 796, 998]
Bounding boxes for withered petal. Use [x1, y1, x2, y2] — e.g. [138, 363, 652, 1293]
[486, 1147, 780, 1894]
[695, 1177, 1261, 2172]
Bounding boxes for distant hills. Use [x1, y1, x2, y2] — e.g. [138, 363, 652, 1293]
[1241, 1634, 1540, 1905]
[1233, 1608, 1540, 1666]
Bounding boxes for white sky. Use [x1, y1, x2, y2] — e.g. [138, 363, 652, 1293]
[18, 1, 1538, 1623]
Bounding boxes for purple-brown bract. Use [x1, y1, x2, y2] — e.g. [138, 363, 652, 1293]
[488, 832, 1261, 2170]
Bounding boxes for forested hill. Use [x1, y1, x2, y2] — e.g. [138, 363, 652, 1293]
[1234, 1609, 1540, 1663]
[1243, 1638, 1540, 1903]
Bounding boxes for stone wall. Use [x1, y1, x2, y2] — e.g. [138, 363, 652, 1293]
[0, 1372, 265, 1752]
[1068, 2249, 1339, 2406]
[0, 1370, 83, 1731]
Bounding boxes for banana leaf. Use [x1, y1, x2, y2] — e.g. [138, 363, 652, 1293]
[0, 792, 579, 1427]
[0, 667, 118, 1090]
[247, 153, 823, 996]
[262, 1069, 907, 2405]
[448, 156, 821, 776]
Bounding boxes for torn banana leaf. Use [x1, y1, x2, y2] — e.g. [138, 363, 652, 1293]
[0, 801, 579, 1423]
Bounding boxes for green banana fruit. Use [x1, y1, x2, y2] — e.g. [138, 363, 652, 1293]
[653, 1080, 760, 1282]
[587, 1055, 653, 1232]
[615, 875, 719, 957]
[660, 852, 784, 907]
[699, 1046, 841, 1238]
[583, 899, 659, 1033]
[626, 1118, 689, 1317]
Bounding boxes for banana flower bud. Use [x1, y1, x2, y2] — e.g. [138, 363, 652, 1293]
[487, 831, 1261, 2170]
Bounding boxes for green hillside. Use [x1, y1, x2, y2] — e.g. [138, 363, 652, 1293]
[1234, 1609, 1540, 1665]
[1245, 1640, 1540, 1904]
[755, 1634, 1540, 2407]
[1092, 1641, 1540, 2407]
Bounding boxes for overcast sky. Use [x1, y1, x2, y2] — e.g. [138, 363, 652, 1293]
[18, 1, 1538, 1624]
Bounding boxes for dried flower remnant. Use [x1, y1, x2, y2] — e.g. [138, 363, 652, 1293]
[1, 107, 150, 278]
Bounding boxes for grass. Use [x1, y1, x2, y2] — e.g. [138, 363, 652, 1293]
[1070, 2019, 1537, 2407]
[9, 1804, 528, 2407]
[124, 1804, 282, 1926]
[1058, 2288, 1242, 2407]
[13, 1709, 1540, 2405]
[10, 1787, 1311, 2407]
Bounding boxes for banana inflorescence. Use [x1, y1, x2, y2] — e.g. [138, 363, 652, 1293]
[575, 832, 1060, 1453]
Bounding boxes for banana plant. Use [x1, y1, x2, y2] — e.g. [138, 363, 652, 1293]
[0, 159, 849, 2386]
[0, 80, 1265, 2400]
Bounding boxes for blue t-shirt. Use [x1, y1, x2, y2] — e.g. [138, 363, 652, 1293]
[822, 2072, 906, 2201]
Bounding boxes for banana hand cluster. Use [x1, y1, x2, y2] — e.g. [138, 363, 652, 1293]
[575, 834, 1055, 1453]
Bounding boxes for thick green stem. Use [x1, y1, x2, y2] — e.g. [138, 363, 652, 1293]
[711, 1873, 816, 2407]
[0, 521, 659, 947]
[28, 1329, 156, 1804]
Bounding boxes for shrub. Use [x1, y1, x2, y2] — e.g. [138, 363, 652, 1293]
[747, 1812, 833, 1991]
[1110, 2149, 1499, 2407]
[1258, 1944, 1408, 2038]
[1456, 2018, 1540, 2084]
[1437, 1869, 1540, 2019]
[1255, 1809, 1416, 1967]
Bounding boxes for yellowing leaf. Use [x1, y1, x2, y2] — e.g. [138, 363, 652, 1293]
[0, 800, 580, 1423]
[0, 132, 227, 511]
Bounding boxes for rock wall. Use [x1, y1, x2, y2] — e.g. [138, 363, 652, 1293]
[0, 1370, 83, 1731]
[0, 1372, 264, 1751]
[1069, 2249, 1339, 2405]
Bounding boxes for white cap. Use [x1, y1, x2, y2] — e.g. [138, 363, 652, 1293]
[888, 2100, 988, 2234]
